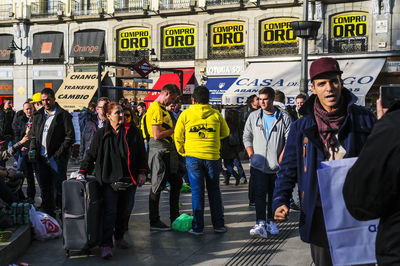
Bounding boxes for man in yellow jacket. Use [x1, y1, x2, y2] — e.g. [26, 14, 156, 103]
[174, 86, 230, 235]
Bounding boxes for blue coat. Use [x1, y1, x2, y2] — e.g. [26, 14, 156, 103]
[272, 89, 376, 243]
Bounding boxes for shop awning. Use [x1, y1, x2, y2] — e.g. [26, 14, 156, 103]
[32, 32, 63, 59]
[70, 31, 105, 57]
[55, 72, 107, 112]
[222, 58, 386, 106]
[206, 77, 237, 104]
[0, 35, 13, 61]
[143, 69, 195, 107]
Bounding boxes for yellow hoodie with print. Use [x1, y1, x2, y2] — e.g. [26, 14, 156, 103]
[174, 104, 230, 160]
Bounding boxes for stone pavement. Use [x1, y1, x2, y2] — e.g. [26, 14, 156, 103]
[13, 162, 312, 266]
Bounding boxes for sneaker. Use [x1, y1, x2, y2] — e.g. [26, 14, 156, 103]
[115, 239, 131, 249]
[249, 202, 256, 208]
[188, 229, 204, 236]
[250, 222, 268, 239]
[101, 246, 113, 259]
[150, 220, 171, 231]
[240, 177, 247, 184]
[214, 226, 227, 233]
[266, 221, 279, 235]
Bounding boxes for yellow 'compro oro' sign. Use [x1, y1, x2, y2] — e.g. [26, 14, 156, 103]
[163, 26, 195, 49]
[331, 13, 368, 38]
[55, 72, 106, 112]
[211, 23, 245, 47]
[119, 28, 150, 51]
[262, 20, 297, 44]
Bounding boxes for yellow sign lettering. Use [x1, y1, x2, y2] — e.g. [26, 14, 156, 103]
[262, 20, 297, 44]
[211, 23, 245, 47]
[163, 26, 196, 49]
[119, 28, 150, 51]
[331, 14, 368, 38]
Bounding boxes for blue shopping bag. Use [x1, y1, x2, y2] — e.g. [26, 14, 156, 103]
[317, 157, 379, 266]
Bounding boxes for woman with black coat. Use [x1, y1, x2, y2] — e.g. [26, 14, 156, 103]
[78, 102, 147, 259]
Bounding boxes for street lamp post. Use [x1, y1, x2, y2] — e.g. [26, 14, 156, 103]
[8, 39, 29, 100]
[291, 0, 321, 96]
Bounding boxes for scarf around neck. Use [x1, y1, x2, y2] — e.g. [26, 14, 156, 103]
[313, 96, 347, 159]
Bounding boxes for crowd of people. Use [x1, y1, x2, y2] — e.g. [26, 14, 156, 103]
[0, 56, 398, 265]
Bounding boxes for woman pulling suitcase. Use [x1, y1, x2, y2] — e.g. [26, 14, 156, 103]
[77, 102, 148, 259]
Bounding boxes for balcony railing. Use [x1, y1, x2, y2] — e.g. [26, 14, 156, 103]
[31, 1, 65, 18]
[114, 0, 146, 12]
[71, 0, 107, 16]
[0, 4, 12, 20]
[159, 0, 191, 10]
[206, 0, 241, 5]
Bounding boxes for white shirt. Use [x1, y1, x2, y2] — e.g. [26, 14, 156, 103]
[41, 108, 57, 157]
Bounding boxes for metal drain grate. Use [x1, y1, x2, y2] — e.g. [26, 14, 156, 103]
[226, 212, 300, 266]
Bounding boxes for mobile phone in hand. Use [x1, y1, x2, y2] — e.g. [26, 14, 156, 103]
[380, 85, 400, 108]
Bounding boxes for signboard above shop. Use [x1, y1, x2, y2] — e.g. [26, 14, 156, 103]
[206, 60, 245, 76]
[331, 13, 368, 38]
[163, 25, 195, 49]
[119, 28, 150, 51]
[55, 72, 107, 112]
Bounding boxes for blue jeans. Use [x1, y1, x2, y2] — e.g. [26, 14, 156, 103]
[36, 155, 68, 216]
[186, 156, 224, 231]
[17, 151, 36, 199]
[250, 167, 276, 223]
[223, 157, 245, 180]
[102, 184, 137, 247]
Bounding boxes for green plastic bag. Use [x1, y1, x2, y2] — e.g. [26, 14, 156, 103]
[171, 214, 193, 232]
[180, 183, 191, 193]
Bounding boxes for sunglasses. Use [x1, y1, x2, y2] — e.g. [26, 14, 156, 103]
[124, 114, 131, 117]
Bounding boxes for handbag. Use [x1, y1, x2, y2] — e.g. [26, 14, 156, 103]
[110, 177, 134, 192]
[317, 157, 379, 266]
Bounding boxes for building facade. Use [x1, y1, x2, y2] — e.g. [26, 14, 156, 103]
[0, 0, 399, 108]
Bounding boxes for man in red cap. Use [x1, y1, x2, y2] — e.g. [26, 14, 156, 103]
[272, 57, 376, 265]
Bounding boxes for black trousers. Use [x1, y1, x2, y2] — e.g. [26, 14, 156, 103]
[149, 152, 182, 224]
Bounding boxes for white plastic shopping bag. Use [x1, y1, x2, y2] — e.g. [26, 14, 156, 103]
[30, 206, 62, 240]
[317, 157, 379, 266]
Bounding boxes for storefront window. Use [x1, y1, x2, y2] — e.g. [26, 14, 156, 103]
[32, 31, 64, 64]
[259, 19, 298, 56]
[161, 25, 195, 61]
[208, 22, 245, 59]
[117, 27, 150, 64]
[71, 30, 105, 64]
[329, 13, 368, 53]
[0, 35, 14, 65]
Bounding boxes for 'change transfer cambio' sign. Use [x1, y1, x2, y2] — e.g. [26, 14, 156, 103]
[119, 28, 150, 50]
[211, 23, 245, 47]
[163, 26, 195, 49]
[262, 20, 297, 44]
[56, 72, 106, 112]
[331, 13, 368, 38]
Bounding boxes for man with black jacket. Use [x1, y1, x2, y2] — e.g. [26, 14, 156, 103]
[343, 99, 400, 265]
[12, 101, 35, 203]
[29, 88, 75, 217]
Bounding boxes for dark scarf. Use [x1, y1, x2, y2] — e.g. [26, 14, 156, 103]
[314, 96, 347, 159]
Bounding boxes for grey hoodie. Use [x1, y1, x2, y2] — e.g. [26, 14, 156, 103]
[243, 108, 291, 173]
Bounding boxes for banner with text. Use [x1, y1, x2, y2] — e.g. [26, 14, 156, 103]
[331, 13, 368, 38]
[119, 28, 150, 51]
[163, 26, 196, 49]
[262, 20, 297, 44]
[55, 72, 106, 112]
[211, 23, 245, 47]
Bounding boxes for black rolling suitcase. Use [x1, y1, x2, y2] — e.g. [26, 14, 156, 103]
[62, 176, 102, 256]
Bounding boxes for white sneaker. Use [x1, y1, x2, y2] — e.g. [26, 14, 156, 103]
[266, 221, 279, 235]
[249, 222, 268, 239]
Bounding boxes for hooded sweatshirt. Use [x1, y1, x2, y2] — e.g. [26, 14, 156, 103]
[174, 104, 230, 160]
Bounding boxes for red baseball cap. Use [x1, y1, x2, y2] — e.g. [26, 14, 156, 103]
[309, 57, 343, 81]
